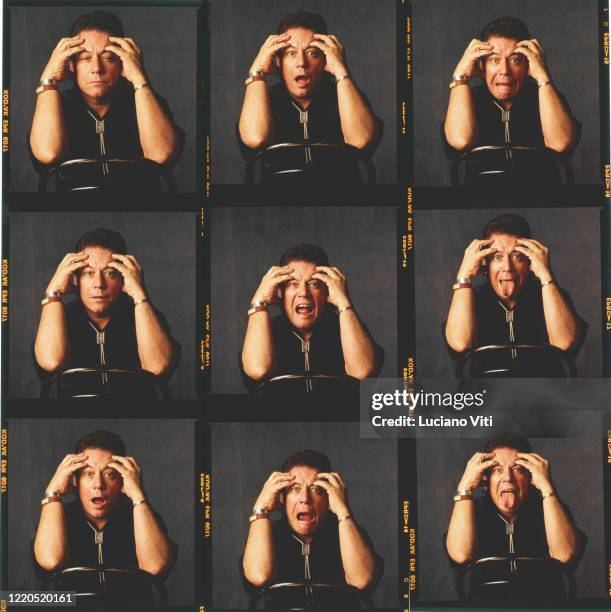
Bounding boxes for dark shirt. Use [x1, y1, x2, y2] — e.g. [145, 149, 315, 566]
[444, 81, 581, 155]
[34, 494, 171, 577]
[443, 276, 586, 376]
[241, 517, 383, 594]
[29, 78, 181, 173]
[446, 492, 586, 566]
[33, 294, 179, 385]
[442, 81, 581, 184]
[237, 78, 381, 185]
[240, 308, 383, 392]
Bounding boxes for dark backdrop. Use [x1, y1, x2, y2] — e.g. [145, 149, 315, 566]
[412, 0, 600, 186]
[7, 418, 196, 606]
[210, 421, 398, 609]
[415, 207, 602, 378]
[8, 212, 196, 398]
[211, 0, 397, 184]
[416, 434, 606, 600]
[210, 206, 397, 392]
[8, 5, 198, 192]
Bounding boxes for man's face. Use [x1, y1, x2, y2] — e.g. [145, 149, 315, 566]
[73, 29, 122, 100]
[488, 447, 531, 519]
[486, 233, 530, 304]
[282, 465, 329, 541]
[483, 36, 528, 103]
[77, 246, 124, 319]
[281, 260, 328, 332]
[77, 447, 123, 527]
[279, 28, 326, 102]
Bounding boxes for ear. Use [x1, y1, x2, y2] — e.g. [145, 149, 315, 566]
[279, 491, 285, 506]
[72, 474, 78, 488]
[68, 59, 75, 74]
[277, 286, 283, 300]
[72, 273, 79, 287]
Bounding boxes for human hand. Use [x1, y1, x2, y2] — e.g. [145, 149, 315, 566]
[253, 471, 296, 512]
[107, 455, 145, 501]
[40, 36, 86, 82]
[457, 452, 498, 490]
[105, 37, 147, 86]
[249, 33, 292, 75]
[312, 266, 350, 309]
[515, 39, 550, 85]
[314, 472, 350, 517]
[514, 238, 552, 283]
[45, 452, 89, 496]
[252, 265, 296, 305]
[453, 39, 493, 80]
[46, 251, 90, 295]
[515, 452, 554, 496]
[310, 34, 348, 78]
[457, 239, 497, 280]
[107, 254, 147, 302]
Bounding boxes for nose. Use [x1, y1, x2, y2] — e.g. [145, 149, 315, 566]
[299, 486, 312, 503]
[296, 281, 311, 297]
[498, 57, 510, 75]
[92, 471, 104, 490]
[90, 54, 104, 74]
[296, 49, 308, 68]
[92, 270, 106, 289]
[500, 465, 514, 481]
[499, 254, 514, 271]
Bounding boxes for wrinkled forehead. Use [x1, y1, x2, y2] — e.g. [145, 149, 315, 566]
[486, 36, 521, 57]
[287, 260, 318, 281]
[489, 233, 520, 253]
[490, 446, 519, 466]
[283, 27, 317, 50]
[82, 246, 115, 268]
[81, 447, 114, 470]
[77, 29, 112, 53]
[288, 465, 318, 485]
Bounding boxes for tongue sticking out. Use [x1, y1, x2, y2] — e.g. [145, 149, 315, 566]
[499, 279, 516, 297]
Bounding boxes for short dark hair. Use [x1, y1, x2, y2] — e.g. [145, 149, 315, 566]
[482, 214, 532, 239]
[74, 228, 127, 254]
[484, 432, 532, 454]
[70, 11, 125, 38]
[282, 449, 332, 473]
[277, 11, 328, 35]
[480, 16, 530, 42]
[74, 430, 126, 456]
[279, 244, 329, 267]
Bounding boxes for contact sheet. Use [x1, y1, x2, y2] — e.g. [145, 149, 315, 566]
[0, 0, 609, 611]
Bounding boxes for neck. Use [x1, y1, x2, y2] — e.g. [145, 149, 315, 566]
[87, 313, 112, 330]
[88, 516, 108, 530]
[83, 94, 111, 118]
[291, 96, 312, 110]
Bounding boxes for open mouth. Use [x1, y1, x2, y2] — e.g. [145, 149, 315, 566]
[296, 511, 315, 523]
[90, 496, 109, 508]
[295, 303, 314, 315]
[294, 75, 312, 87]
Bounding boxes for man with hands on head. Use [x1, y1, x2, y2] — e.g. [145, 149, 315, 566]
[238, 11, 381, 156]
[30, 11, 183, 171]
[444, 213, 585, 375]
[444, 16, 579, 156]
[241, 244, 383, 391]
[34, 228, 179, 382]
[242, 449, 382, 592]
[34, 430, 175, 576]
[446, 433, 585, 568]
